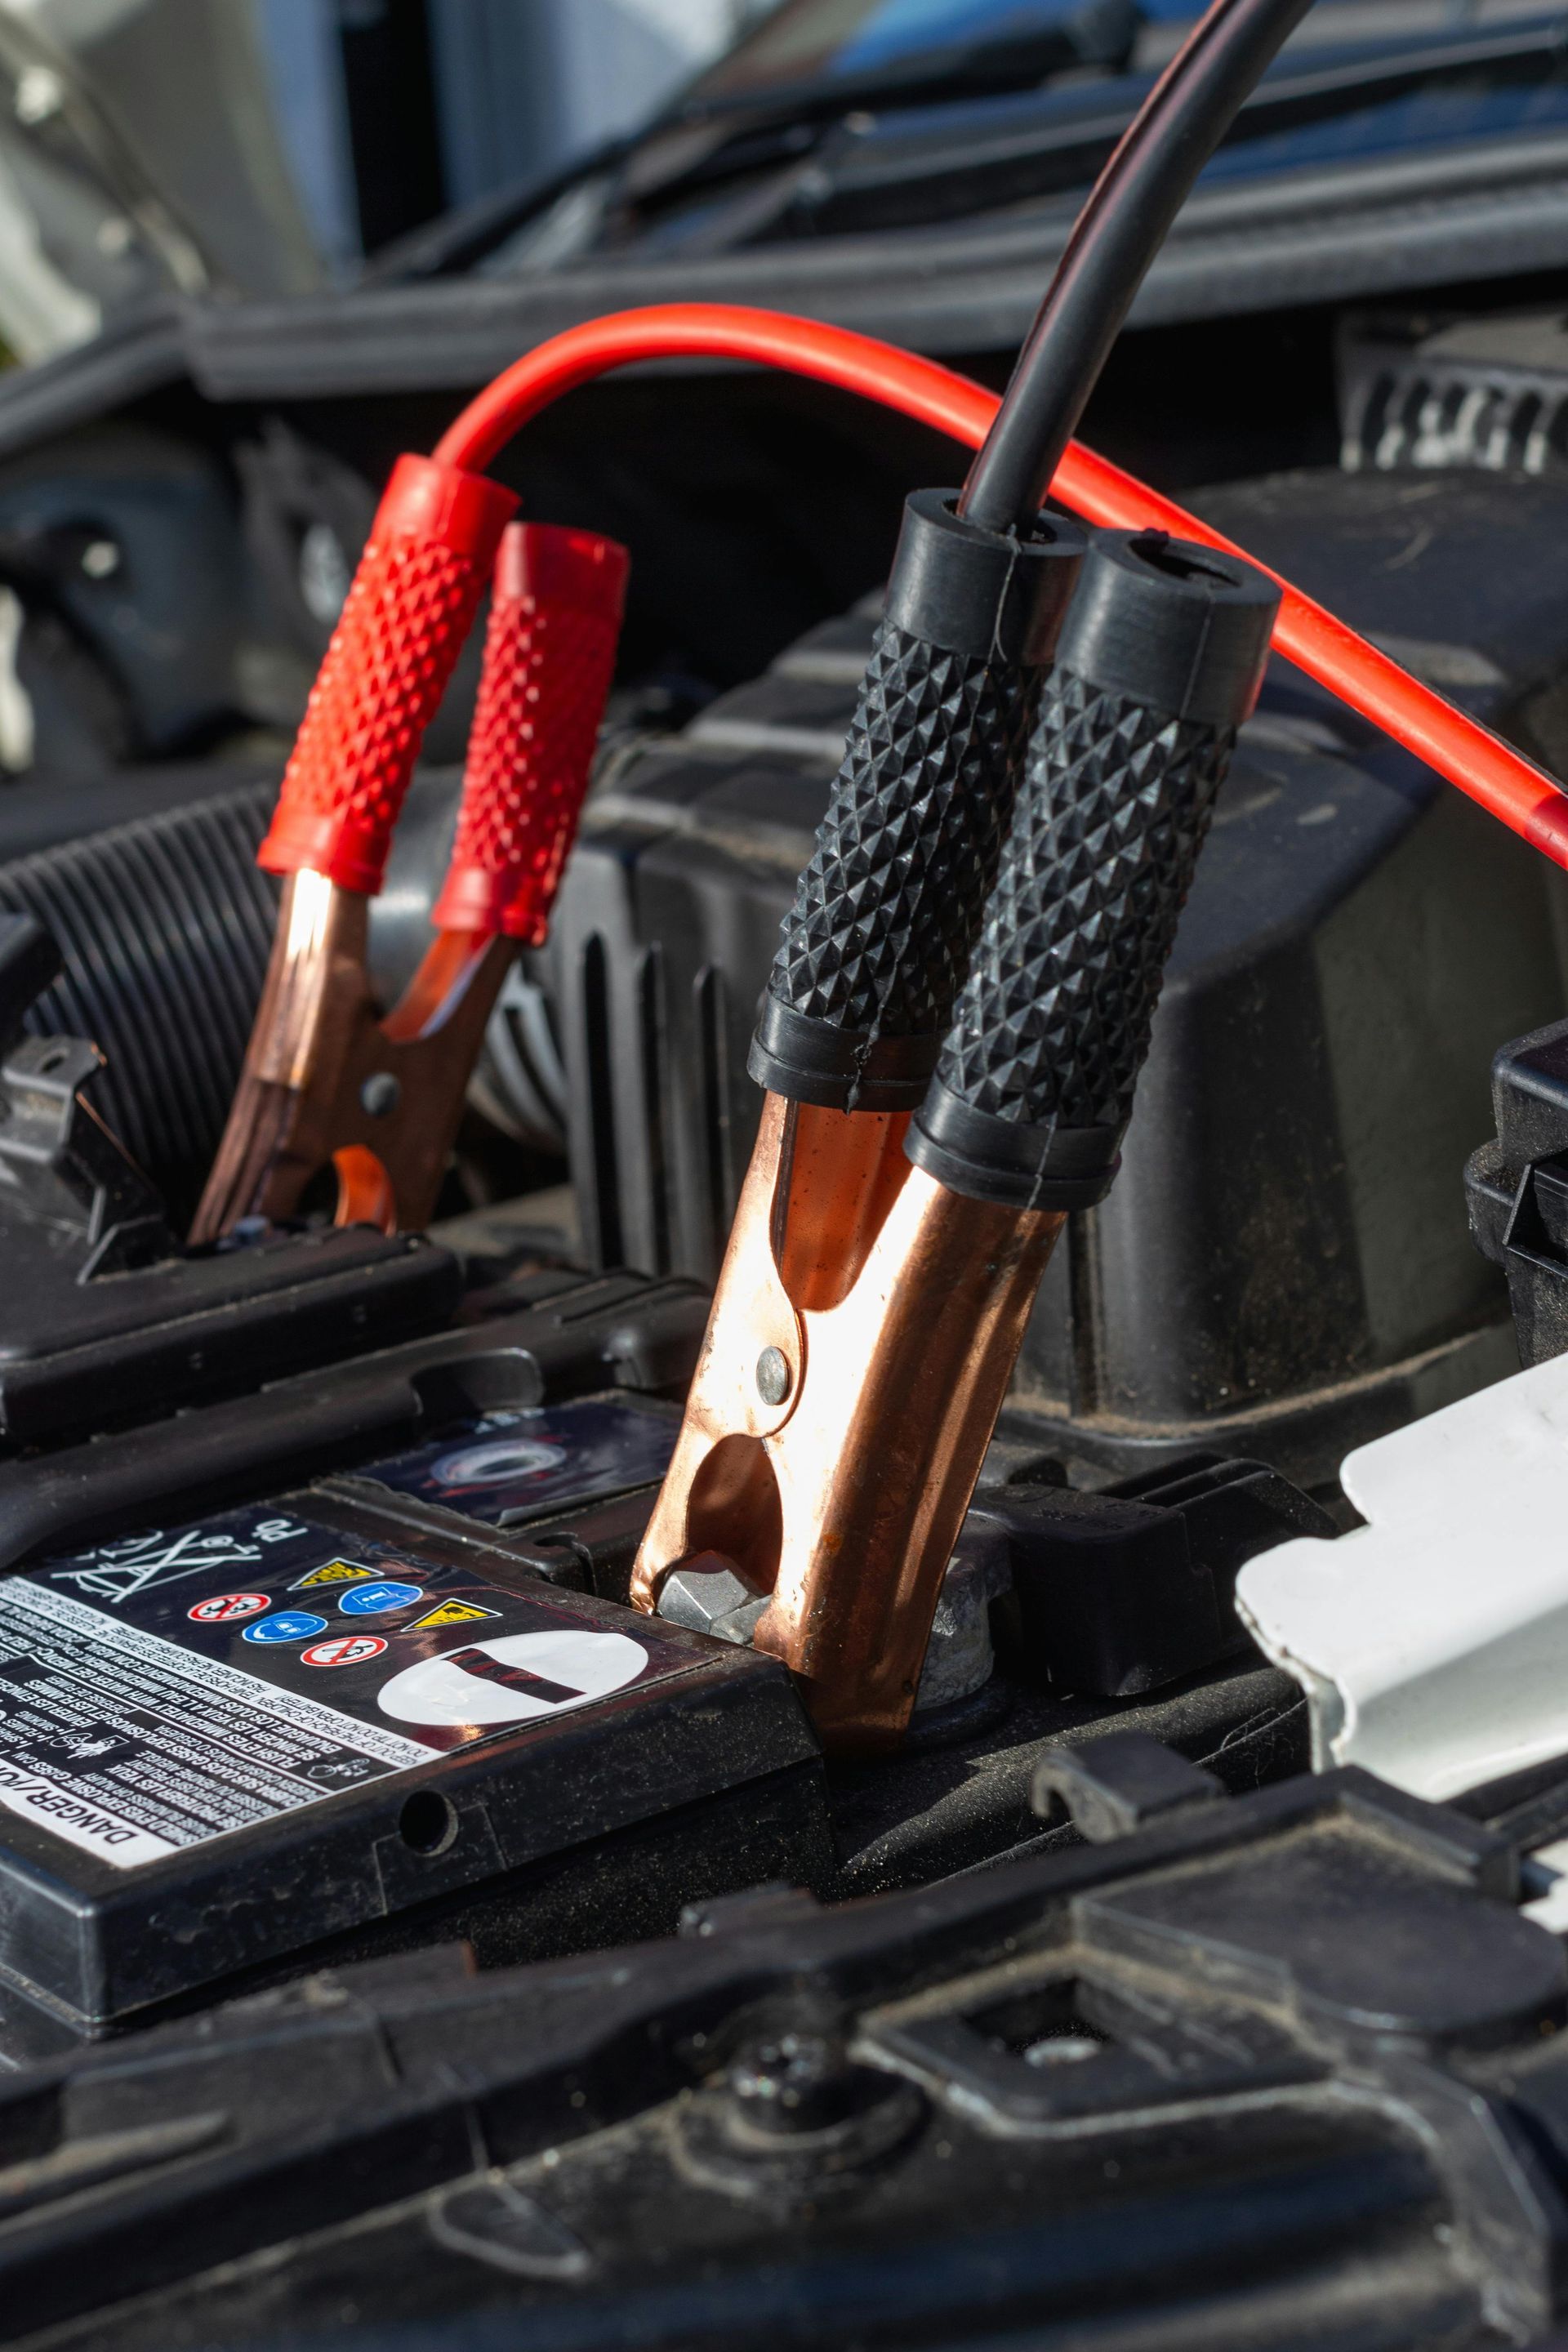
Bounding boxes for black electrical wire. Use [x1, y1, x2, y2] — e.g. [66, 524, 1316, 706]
[959, 0, 1318, 534]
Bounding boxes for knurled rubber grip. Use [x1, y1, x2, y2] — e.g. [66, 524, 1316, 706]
[431, 522, 630, 941]
[749, 492, 1085, 1112]
[257, 454, 518, 895]
[910, 532, 1281, 1209]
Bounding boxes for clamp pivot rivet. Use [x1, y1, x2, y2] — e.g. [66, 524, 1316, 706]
[755, 1346, 791, 1406]
[361, 1071, 400, 1118]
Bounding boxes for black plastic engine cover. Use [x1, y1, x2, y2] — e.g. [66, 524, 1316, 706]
[549, 471, 1568, 1486]
[1465, 1014, 1568, 1364]
[6, 1748, 1568, 2350]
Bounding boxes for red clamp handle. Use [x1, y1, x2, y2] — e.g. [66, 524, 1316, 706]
[431, 521, 630, 942]
[258, 454, 518, 895]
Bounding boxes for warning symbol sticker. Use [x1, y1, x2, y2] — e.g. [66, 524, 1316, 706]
[338, 1581, 423, 1618]
[291, 1560, 379, 1592]
[187, 1592, 271, 1624]
[243, 1611, 328, 1646]
[406, 1598, 501, 1633]
[301, 1633, 389, 1670]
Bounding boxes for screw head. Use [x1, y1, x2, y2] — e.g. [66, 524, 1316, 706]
[360, 1071, 400, 1118]
[727, 2033, 845, 2134]
[755, 1345, 791, 1406]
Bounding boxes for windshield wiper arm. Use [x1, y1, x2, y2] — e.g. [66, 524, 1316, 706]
[752, 9, 1568, 239]
[614, 0, 1142, 210]
[673, 2, 1141, 132]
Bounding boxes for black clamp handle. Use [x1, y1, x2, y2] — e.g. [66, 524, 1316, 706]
[909, 531, 1281, 1208]
[748, 490, 1086, 1111]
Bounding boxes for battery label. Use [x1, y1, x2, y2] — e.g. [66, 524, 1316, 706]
[0, 1488, 701, 1874]
[0, 1579, 435, 1869]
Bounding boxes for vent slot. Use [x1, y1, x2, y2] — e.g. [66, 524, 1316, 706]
[1339, 314, 1568, 476]
[581, 931, 623, 1271]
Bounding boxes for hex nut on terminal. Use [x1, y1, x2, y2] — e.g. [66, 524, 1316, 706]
[914, 1530, 1013, 1712]
[657, 1555, 768, 1646]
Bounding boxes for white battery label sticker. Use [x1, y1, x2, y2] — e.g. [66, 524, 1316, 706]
[0, 1578, 436, 1870]
[378, 1628, 647, 1728]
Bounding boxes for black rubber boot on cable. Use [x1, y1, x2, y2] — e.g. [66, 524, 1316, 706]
[747, 491, 1085, 1111]
[908, 530, 1280, 1207]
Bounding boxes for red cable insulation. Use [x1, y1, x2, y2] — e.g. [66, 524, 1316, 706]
[434, 302, 1568, 871]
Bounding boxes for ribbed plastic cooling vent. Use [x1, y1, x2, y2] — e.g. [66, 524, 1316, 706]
[1344, 366, 1568, 474]
[1339, 310, 1568, 476]
[0, 788, 278, 1214]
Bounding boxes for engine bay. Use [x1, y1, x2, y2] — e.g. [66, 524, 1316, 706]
[3, 4, 1568, 2336]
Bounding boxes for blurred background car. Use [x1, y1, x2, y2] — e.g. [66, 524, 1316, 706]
[0, 0, 1565, 802]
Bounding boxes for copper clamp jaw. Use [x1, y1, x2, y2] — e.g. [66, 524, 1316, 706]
[191, 880, 513, 1239]
[630, 1094, 1063, 1753]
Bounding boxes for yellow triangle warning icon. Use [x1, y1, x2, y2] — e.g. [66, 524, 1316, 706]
[292, 1560, 379, 1589]
[408, 1598, 503, 1633]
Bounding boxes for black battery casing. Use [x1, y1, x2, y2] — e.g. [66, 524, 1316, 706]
[0, 1453, 827, 2056]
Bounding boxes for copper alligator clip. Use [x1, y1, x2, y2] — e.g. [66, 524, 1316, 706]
[632, 525, 1281, 1754]
[192, 456, 627, 1242]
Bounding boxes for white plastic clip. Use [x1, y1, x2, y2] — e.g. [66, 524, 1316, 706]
[1236, 1352, 1568, 1805]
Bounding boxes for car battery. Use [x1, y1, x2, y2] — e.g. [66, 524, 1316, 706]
[0, 1396, 830, 2057]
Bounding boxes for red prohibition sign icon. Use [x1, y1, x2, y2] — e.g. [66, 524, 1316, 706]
[187, 1592, 271, 1624]
[301, 1633, 388, 1669]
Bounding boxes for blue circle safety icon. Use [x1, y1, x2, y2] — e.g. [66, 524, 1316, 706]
[338, 1580, 424, 1617]
[243, 1610, 329, 1645]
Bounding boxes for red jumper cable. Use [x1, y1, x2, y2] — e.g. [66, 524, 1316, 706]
[438, 303, 1568, 871]
[197, 299, 1568, 1248]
